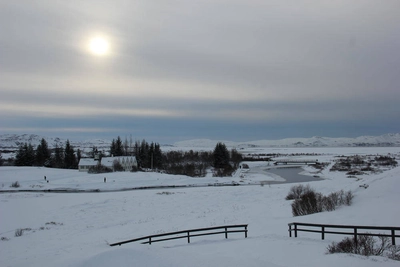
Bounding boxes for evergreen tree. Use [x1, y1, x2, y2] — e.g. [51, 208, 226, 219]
[64, 140, 76, 169]
[35, 138, 50, 166]
[213, 142, 230, 168]
[133, 140, 140, 158]
[139, 139, 150, 168]
[15, 143, 25, 166]
[26, 143, 35, 166]
[230, 148, 243, 168]
[15, 143, 35, 166]
[115, 136, 124, 156]
[149, 142, 155, 169]
[129, 135, 133, 156]
[153, 143, 163, 169]
[52, 144, 64, 168]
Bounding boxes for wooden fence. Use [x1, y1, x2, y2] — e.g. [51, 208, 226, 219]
[110, 224, 248, 246]
[288, 222, 400, 245]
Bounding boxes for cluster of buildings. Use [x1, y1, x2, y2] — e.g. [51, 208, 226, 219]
[78, 155, 137, 172]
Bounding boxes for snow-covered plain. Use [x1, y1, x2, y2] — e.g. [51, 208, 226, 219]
[1, 147, 400, 267]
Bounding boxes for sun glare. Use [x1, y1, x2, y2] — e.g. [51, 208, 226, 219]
[89, 37, 109, 56]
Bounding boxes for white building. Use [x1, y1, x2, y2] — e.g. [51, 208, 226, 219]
[78, 156, 138, 172]
[101, 156, 138, 172]
[78, 158, 99, 172]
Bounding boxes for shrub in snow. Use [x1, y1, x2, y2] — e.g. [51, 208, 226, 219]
[291, 191, 322, 216]
[324, 190, 353, 207]
[260, 181, 271, 187]
[327, 237, 354, 254]
[388, 245, 400, 261]
[88, 164, 112, 174]
[165, 162, 208, 177]
[10, 181, 20, 188]
[45, 221, 63, 226]
[285, 184, 314, 200]
[291, 189, 354, 216]
[15, 228, 24, 237]
[374, 156, 398, 167]
[112, 160, 124, 172]
[344, 190, 354, 205]
[320, 195, 336, 211]
[213, 164, 235, 177]
[327, 235, 399, 261]
[131, 165, 139, 172]
[157, 191, 174, 195]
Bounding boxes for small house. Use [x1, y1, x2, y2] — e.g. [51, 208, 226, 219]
[78, 156, 138, 172]
[78, 158, 99, 172]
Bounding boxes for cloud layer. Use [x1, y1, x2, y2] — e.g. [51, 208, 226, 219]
[1, 0, 399, 142]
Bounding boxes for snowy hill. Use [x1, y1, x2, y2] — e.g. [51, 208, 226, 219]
[1, 134, 399, 156]
[174, 134, 400, 149]
[0, 134, 111, 153]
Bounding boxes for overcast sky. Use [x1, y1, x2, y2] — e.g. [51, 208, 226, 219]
[1, 0, 399, 143]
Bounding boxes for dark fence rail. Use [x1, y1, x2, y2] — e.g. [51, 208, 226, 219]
[110, 224, 248, 247]
[288, 222, 400, 245]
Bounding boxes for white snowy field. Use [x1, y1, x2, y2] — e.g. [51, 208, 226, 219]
[1, 147, 400, 266]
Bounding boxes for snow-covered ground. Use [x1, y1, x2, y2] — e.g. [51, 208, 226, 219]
[1, 147, 399, 266]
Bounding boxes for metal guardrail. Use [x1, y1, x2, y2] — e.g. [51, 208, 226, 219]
[110, 224, 248, 246]
[288, 222, 400, 245]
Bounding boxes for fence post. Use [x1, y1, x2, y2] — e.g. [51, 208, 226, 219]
[289, 224, 292, 237]
[391, 230, 395, 245]
[294, 224, 298, 238]
[187, 231, 190, 243]
[354, 228, 357, 253]
[321, 226, 325, 240]
[245, 225, 248, 238]
[225, 227, 228, 239]
[149, 237, 152, 245]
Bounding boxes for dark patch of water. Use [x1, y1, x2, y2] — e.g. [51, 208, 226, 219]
[266, 167, 322, 183]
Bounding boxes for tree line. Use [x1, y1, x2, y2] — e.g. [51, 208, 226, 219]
[100, 137, 163, 169]
[14, 139, 81, 169]
[12, 137, 243, 177]
[160, 142, 242, 177]
[108, 138, 242, 177]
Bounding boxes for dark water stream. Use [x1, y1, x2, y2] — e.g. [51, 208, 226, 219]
[266, 167, 323, 183]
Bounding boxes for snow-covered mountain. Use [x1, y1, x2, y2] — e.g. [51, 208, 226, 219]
[0, 134, 111, 153]
[174, 134, 400, 148]
[1, 134, 399, 154]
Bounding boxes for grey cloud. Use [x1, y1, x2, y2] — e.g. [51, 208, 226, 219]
[1, 0, 399, 141]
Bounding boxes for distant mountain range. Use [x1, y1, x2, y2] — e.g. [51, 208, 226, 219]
[1, 134, 400, 154]
[0, 134, 111, 153]
[174, 134, 400, 148]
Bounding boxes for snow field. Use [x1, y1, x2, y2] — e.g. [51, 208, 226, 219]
[1, 147, 400, 266]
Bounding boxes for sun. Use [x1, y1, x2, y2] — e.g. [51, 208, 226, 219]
[89, 37, 109, 56]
